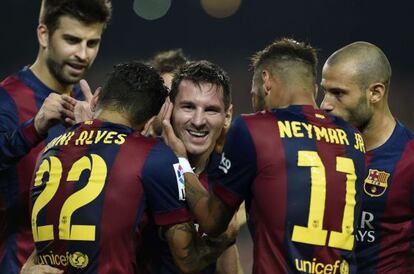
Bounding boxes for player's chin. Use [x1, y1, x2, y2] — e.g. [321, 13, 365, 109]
[185, 143, 211, 156]
[63, 73, 85, 85]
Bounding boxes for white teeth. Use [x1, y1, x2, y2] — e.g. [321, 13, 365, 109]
[188, 130, 207, 137]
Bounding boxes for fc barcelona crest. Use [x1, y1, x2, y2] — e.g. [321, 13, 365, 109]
[364, 169, 390, 197]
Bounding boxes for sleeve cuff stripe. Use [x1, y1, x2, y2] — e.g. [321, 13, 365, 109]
[154, 207, 193, 226]
[213, 183, 242, 209]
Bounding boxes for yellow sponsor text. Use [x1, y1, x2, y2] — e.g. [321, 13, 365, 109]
[295, 258, 348, 274]
[35, 250, 89, 269]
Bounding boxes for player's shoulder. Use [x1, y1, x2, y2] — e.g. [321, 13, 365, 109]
[0, 68, 37, 107]
[396, 123, 414, 157]
[328, 113, 359, 133]
[386, 121, 414, 153]
[140, 137, 177, 167]
[396, 121, 414, 140]
[0, 73, 22, 97]
[238, 110, 278, 131]
[0, 74, 22, 115]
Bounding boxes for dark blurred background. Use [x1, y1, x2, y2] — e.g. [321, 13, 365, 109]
[1, 0, 413, 272]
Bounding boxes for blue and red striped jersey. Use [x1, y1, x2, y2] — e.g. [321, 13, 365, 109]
[355, 121, 414, 273]
[213, 105, 366, 274]
[30, 120, 192, 273]
[0, 67, 83, 273]
[144, 153, 221, 274]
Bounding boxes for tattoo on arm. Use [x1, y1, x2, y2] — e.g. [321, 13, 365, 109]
[165, 222, 230, 273]
[184, 173, 234, 235]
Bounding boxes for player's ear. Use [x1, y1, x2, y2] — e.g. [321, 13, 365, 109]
[368, 82, 385, 104]
[261, 70, 272, 96]
[37, 23, 49, 48]
[314, 84, 319, 99]
[224, 104, 233, 128]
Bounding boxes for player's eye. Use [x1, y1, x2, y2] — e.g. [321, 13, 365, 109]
[87, 39, 101, 48]
[64, 36, 81, 44]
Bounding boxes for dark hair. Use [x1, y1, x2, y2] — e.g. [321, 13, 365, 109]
[170, 60, 231, 110]
[98, 61, 168, 126]
[40, 0, 112, 34]
[251, 38, 318, 83]
[151, 49, 188, 74]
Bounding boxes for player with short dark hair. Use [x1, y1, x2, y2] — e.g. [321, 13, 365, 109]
[169, 60, 232, 112]
[30, 61, 236, 273]
[320, 41, 414, 273]
[0, 0, 112, 272]
[141, 60, 242, 274]
[151, 49, 189, 89]
[163, 38, 366, 273]
[40, 0, 112, 35]
[142, 49, 189, 137]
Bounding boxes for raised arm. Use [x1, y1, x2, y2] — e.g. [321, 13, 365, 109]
[0, 92, 76, 170]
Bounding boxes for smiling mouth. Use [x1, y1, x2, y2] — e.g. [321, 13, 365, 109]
[187, 129, 208, 138]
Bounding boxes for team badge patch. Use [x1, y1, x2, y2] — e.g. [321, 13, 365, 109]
[173, 163, 186, 201]
[364, 169, 390, 197]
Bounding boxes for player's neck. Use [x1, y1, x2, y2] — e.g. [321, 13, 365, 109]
[95, 109, 136, 129]
[271, 89, 317, 109]
[30, 58, 73, 95]
[361, 108, 395, 151]
[188, 149, 213, 176]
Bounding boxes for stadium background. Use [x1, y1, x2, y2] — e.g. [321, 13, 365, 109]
[1, 0, 413, 272]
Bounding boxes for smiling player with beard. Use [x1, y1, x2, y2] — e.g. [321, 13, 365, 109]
[0, 1, 112, 273]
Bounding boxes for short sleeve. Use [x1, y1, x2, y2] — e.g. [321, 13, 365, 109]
[141, 141, 192, 226]
[212, 116, 257, 209]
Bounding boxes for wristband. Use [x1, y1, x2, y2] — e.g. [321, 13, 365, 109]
[178, 157, 194, 174]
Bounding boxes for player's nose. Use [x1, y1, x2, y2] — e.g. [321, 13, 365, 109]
[320, 96, 334, 112]
[191, 110, 206, 127]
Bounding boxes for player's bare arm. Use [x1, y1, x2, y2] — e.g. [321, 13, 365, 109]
[185, 173, 234, 236]
[165, 221, 237, 274]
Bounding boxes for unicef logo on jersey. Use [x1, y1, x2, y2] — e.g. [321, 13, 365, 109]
[69, 251, 89, 269]
[219, 153, 231, 174]
[35, 250, 89, 269]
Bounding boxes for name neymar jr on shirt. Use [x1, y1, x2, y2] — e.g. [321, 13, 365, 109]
[277, 120, 365, 153]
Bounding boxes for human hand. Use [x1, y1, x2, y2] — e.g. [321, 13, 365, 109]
[74, 79, 101, 123]
[142, 97, 170, 137]
[20, 250, 63, 274]
[34, 93, 77, 135]
[222, 213, 240, 242]
[161, 99, 187, 158]
[20, 265, 63, 274]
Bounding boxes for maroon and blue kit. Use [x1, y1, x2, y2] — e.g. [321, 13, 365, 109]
[213, 105, 366, 274]
[0, 67, 83, 273]
[30, 120, 191, 273]
[144, 153, 222, 274]
[356, 121, 414, 273]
